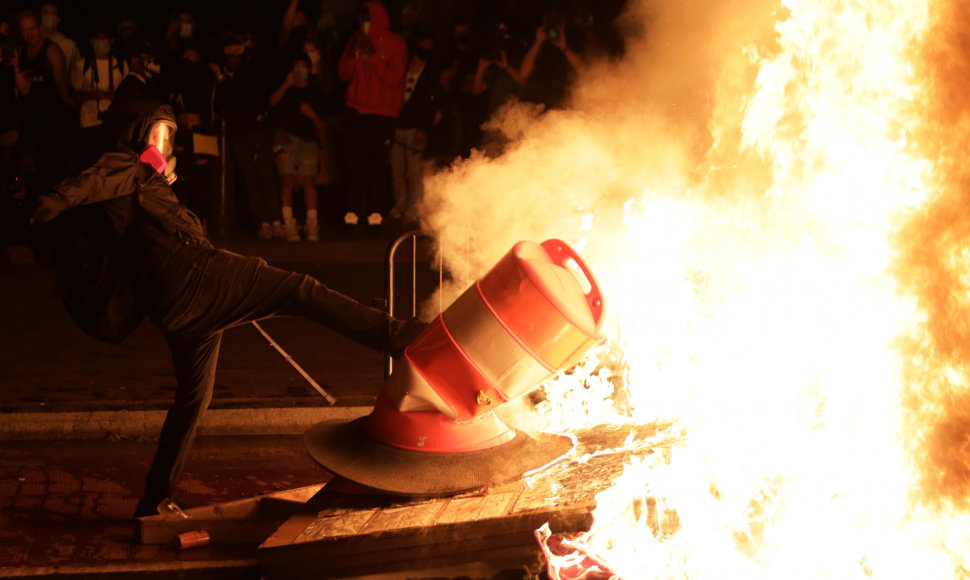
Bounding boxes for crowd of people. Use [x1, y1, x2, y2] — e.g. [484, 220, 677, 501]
[0, 0, 619, 253]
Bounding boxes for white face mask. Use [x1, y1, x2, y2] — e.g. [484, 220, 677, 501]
[179, 22, 193, 39]
[362, 21, 371, 35]
[92, 38, 110, 58]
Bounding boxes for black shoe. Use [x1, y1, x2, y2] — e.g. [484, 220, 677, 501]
[388, 318, 430, 358]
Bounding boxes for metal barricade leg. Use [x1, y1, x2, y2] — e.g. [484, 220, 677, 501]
[384, 230, 439, 379]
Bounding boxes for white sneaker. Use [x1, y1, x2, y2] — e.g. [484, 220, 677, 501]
[271, 220, 285, 239]
[305, 218, 319, 242]
[257, 222, 272, 240]
[283, 218, 301, 242]
[344, 212, 359, 225]
[367, 212, 383, 226]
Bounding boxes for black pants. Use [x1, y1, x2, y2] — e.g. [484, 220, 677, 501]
[343, 108, 395, 219]
[141, 245, 394, 503]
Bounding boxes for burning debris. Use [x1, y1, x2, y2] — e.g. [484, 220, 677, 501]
[416, 0, 970, 578]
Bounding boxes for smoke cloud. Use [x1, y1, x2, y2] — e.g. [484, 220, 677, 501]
[418, 0, 779, 312]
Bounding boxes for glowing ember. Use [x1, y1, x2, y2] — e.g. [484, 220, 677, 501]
[418, 0, 970, 577]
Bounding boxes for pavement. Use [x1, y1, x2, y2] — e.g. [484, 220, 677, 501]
[0, 228, 459, 578]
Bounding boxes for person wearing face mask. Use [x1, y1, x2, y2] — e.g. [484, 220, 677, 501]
[388, 31, 439, 224]
[71, 29, 127, 166]
[72, 31, 126, 130]
[165, 12, 198, 58]
[40, 2, 79, 79]
[269, 54, 328, 241]
[337, 1, 407, 232]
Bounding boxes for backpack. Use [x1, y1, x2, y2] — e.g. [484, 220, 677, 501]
[51, 195, 145, 344]
[83, 54, 125, 93]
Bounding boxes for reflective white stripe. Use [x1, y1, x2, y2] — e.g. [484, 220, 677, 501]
[442, 284, 555, 401]
[403, 316, 507, 421]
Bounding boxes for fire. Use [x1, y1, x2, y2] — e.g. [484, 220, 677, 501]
[419, 0, 970, 577]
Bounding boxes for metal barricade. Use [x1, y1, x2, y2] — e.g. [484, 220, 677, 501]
[384, 230, 440, 379]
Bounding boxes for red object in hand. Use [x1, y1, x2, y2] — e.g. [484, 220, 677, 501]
[139, 145, 168, 174]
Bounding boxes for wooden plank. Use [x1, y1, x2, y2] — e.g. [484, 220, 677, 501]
[138, 484, 325, 545]
[259, 504, 590, 579]
[260, 514, 317, 550]
[259, 484, 328, 518]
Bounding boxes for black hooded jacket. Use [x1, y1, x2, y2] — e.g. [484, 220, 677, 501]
[51, 103, 211, 277]
[46, 103, 212, 342]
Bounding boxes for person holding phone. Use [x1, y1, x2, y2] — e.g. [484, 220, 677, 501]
[269, 53, 328, 242]
[337, 1, 407, 232]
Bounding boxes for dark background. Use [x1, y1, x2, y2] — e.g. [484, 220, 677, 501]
[0, 0, 629, 53]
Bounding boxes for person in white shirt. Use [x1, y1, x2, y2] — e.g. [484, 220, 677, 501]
[40, 2, 79, 76]
[72, 31, 126, 130]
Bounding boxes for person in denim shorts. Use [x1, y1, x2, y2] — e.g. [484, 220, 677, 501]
[269, 54, 327, 241]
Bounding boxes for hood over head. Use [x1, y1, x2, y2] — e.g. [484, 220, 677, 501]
[119, 101, 177, 152]
[362, 1, 390, 36]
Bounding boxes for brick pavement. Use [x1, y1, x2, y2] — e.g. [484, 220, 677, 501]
[0, 435, 331, 578]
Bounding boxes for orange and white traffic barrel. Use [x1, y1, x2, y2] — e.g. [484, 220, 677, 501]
[368, 238, 605, 452]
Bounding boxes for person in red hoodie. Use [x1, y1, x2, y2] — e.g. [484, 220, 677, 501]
[338, 1, 406, 231]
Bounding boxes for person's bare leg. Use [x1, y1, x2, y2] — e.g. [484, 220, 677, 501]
[302, 176, 319, 241]
[280, 173, 300, 241]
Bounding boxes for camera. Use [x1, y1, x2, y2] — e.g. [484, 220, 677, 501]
[543, 12, 565, 40]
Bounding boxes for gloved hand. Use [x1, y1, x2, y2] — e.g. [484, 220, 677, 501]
[31, 194, 68, 223]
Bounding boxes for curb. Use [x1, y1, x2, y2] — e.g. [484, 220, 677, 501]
[0, 406, 372, 441]
[0, 560, 258, 580]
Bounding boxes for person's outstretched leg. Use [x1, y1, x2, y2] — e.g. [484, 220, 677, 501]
[136, 331, 222, 517]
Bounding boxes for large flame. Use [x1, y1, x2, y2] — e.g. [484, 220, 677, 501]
[419, 0, 970, 577]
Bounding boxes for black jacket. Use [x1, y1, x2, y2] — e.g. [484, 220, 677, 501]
[43, 103, 212, 342]
[396, 62, 439, 132]
[51, 104, 211, 276]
